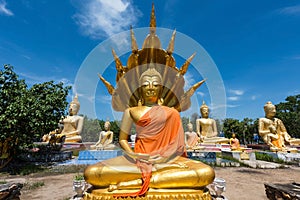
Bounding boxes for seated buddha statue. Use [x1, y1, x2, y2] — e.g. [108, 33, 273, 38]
[43, 95, 84, 143]
[84, 68, 215, 198]
[230, 133, 240, 151]
[91, 120, 116, 150]
[184, 122, 200, 149]
[196, 102, 229, 144]
[259, 101, 300, 151]
[84, 5, 214, 199]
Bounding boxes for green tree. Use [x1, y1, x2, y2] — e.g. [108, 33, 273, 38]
[0, 65, 71, 157]
[275, 94, 300, 138]
[81, 117, 102, 142]
[222, 118, 240, 139]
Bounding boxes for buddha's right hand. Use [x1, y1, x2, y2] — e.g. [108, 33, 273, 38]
[124, 151, 150, 161]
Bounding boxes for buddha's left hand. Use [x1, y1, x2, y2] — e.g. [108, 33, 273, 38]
[147, 154, 166, 164]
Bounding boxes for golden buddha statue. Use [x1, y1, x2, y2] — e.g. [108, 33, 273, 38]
[43, 95, 84, 144]
[185, 122, 200, 149]
[259, 101, 300, 151]
[91, 120, 116, 150]
[230, 133, 240, 151]
[84, 4, 214, 199]
[196, 101, 229, 144]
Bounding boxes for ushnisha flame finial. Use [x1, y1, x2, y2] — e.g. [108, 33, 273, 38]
[71, 94, 80, 108]
[98, 4, 206, 112]
[150, 3, 156, 34]
[167, 30, 176, 55]
[130, 26, 138, 53]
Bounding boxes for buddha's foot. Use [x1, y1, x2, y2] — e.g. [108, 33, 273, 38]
[108, 184, 118, 192]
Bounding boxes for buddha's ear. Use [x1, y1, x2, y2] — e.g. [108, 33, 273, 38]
[158, 98, 164, 106]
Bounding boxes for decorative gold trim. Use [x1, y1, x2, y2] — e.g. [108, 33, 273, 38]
[84, 188, 212, 200]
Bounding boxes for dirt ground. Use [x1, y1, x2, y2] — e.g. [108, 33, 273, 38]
[1, 165, 300, 200]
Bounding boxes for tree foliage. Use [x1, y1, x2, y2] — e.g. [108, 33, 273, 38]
[275, 94, 300, 138]
[81, 117, 102, 142]
[0, 65, 71, 156]
[222, 118, 258, 144]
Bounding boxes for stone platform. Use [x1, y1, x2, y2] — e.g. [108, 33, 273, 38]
[256, 151, 300, 165]
[78, 150, 122, 161]
[222, 150, 256, 162]
[84, 188, 211, 200]
[58, 150, 123, 165]
[187, 150, 217, 164]
[19, 151, 72, 162]
[265, 182, 300, 200]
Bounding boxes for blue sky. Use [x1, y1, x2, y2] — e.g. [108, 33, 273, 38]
[1, 0, 300, 122]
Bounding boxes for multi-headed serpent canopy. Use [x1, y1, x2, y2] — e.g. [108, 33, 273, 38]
[98, 4, 205, 112]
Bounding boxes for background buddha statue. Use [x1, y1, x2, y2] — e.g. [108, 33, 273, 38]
[196, 101, 229, 144]
[184, 122, 200, 149]
[259, 101, 300, 151]
[43, 95, 84, 144]
[84, 5, 214, 199]
[91, 120, 115, 150]
[230, 133, 240, 151]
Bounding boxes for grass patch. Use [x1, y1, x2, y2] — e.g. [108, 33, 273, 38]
[0, 180, 7, 184]
[255, 152, 285, 164]
[23, 181, 45, 190]
[18, 164, 47, 176]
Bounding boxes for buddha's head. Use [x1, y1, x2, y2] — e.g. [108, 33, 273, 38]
[187, 122, 193, 132]
[200, 101, 209, 118]
[264, 101, 276, 118]
[139, 66, 163, 106]
[104, 120, 111, 131]
[232, 133, 236, 138]
[69, 95, 80, 116]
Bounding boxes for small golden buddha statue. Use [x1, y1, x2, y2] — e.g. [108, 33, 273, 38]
[230, 133, 240, 151]
[91, 120, 115, 150]
[43, 95, 84, 144]
[259, 101, 300, 151]
[185, 122, 200, 149]
[196, 101, 229, 144]
[84, 4, 214, 199]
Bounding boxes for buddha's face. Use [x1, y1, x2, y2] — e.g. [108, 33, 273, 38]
[201, 107, 209, 118]
[104, 122, 110, 131]
[141, 75, 162, 105]
[265, 106, 276, 118]
[69, 103, 79, 116]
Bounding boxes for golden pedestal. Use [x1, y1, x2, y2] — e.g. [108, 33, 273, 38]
[84, 188, 212, 200]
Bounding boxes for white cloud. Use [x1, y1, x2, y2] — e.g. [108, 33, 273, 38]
[19, 72, 73, 87]
[291, 55, 300, 60]
[251, 95, 257, 100]
[210, 103, 239, 110]
[97, 94, 112, 104]
[229, 89, 244, 96]
[228, 96, 239, 101]
[196, 91, 205, 97]
[0, 0, 13, 16]
[278, 5, 300, 16]
[73, 0, 141, 40]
